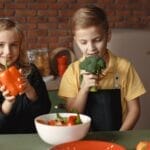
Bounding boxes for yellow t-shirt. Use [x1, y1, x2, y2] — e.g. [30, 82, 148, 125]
[58, 50, 146, 120]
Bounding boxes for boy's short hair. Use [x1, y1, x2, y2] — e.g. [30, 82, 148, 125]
[71, 5, 109, 34]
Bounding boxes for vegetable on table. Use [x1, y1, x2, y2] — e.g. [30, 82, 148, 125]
[79, 55, 106, 92]
[136, 141, 150, 150]
[47, 113, 82, 126]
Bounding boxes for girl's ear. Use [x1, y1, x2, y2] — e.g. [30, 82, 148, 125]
[107, 29, 111, 42]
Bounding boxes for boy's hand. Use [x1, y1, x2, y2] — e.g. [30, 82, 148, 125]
[80, 70, 98, 92]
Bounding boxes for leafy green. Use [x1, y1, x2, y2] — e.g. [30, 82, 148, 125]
[56, 113, 67, 123]
[79, 56, 106, 92]
[70, 109, 82, 124]
[56, 113, 82, 125]
[75, 113, 82, 124]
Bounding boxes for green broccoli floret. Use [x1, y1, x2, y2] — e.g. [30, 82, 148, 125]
[79, 56, 106, 92]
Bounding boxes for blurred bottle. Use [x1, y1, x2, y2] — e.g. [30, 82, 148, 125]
[57, 55, 67, 77]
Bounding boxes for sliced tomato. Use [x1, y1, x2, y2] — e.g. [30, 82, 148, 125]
[47, 114, 82, 126]
[37, 119, 48, 125]
[48, 119, 65, 126]
[66, 115, 77, 126]
[48, 120, 56, 126]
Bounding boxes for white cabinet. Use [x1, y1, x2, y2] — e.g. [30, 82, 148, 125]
[108, 29, 150, 129]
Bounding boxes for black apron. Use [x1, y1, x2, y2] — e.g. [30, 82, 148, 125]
[84, 89, 122, 131]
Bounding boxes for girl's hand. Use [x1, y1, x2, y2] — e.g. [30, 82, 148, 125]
[18, 69, 38, 101]
[0, 85, 16, 115]
[80, 70, 99, 92]
[0, 85, 16, 103]
[18, 69, 32, 95]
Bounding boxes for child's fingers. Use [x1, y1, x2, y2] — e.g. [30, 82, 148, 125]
[80, 70, 90, 75]
[19, 79, 31, 94]
[18, 69, 27, 78]
[17, 76, 26, 83]
[19, 68, 23, 73]
[2, 89, 12, 98]
[6, 95, 15, 101]
[0, 85, 15, 98]
[0, 85, 6, 91]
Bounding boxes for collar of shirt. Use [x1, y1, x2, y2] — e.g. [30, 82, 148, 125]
[101, 50, 117, 76]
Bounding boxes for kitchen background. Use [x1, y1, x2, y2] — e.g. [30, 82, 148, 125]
[0, 0, 149, 129]
[0, 0, 149, 50]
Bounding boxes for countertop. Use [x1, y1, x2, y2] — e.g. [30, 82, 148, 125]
[1, 130, 150, 150]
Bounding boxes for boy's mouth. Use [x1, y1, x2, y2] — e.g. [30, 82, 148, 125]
[87, 53, 100, 57]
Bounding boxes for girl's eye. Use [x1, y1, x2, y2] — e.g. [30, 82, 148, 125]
[11, 43, 19, 48]
[0, 43, 4, 47]
[79, 40, 87, 45]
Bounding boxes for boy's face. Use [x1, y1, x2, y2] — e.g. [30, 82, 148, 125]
[0, 29, 20, 67]
[74, 26, 111, 58]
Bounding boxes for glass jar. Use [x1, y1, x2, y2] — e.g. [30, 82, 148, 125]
[27, 48, 51, 76]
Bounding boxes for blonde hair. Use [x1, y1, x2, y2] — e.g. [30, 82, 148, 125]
[0, 18, 27, 66]
[0, 18, 23, 42]
[71, 5, 109, 34]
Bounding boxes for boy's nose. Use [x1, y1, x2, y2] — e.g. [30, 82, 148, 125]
[87, 42, 96, 52]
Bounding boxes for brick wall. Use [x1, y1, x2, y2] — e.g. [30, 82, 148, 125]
[0, 0, 149, 51]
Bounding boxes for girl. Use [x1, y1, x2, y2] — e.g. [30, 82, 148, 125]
[58, 5, 146, 131]
[0, 18, 51, 133]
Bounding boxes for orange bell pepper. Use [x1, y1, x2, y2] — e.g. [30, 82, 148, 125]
[8, 66, 24, 92]
[0, 66, 23, 96]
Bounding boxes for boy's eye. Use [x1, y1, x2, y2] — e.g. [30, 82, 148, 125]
[94, 37, 102, 42]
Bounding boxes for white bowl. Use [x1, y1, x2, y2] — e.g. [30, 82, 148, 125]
[34, 113, 91, 145]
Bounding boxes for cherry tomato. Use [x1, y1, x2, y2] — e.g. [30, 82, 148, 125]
[66, 115, 77, 126]
[48, 120, 65, 126]
[48, 120, 57, 126]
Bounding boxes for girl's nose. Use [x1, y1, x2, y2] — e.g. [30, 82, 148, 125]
[4, 45, 11, 56]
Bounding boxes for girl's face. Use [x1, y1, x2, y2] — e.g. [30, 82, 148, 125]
[74, 26, 111, 58]
[0, 29, 20, 67]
